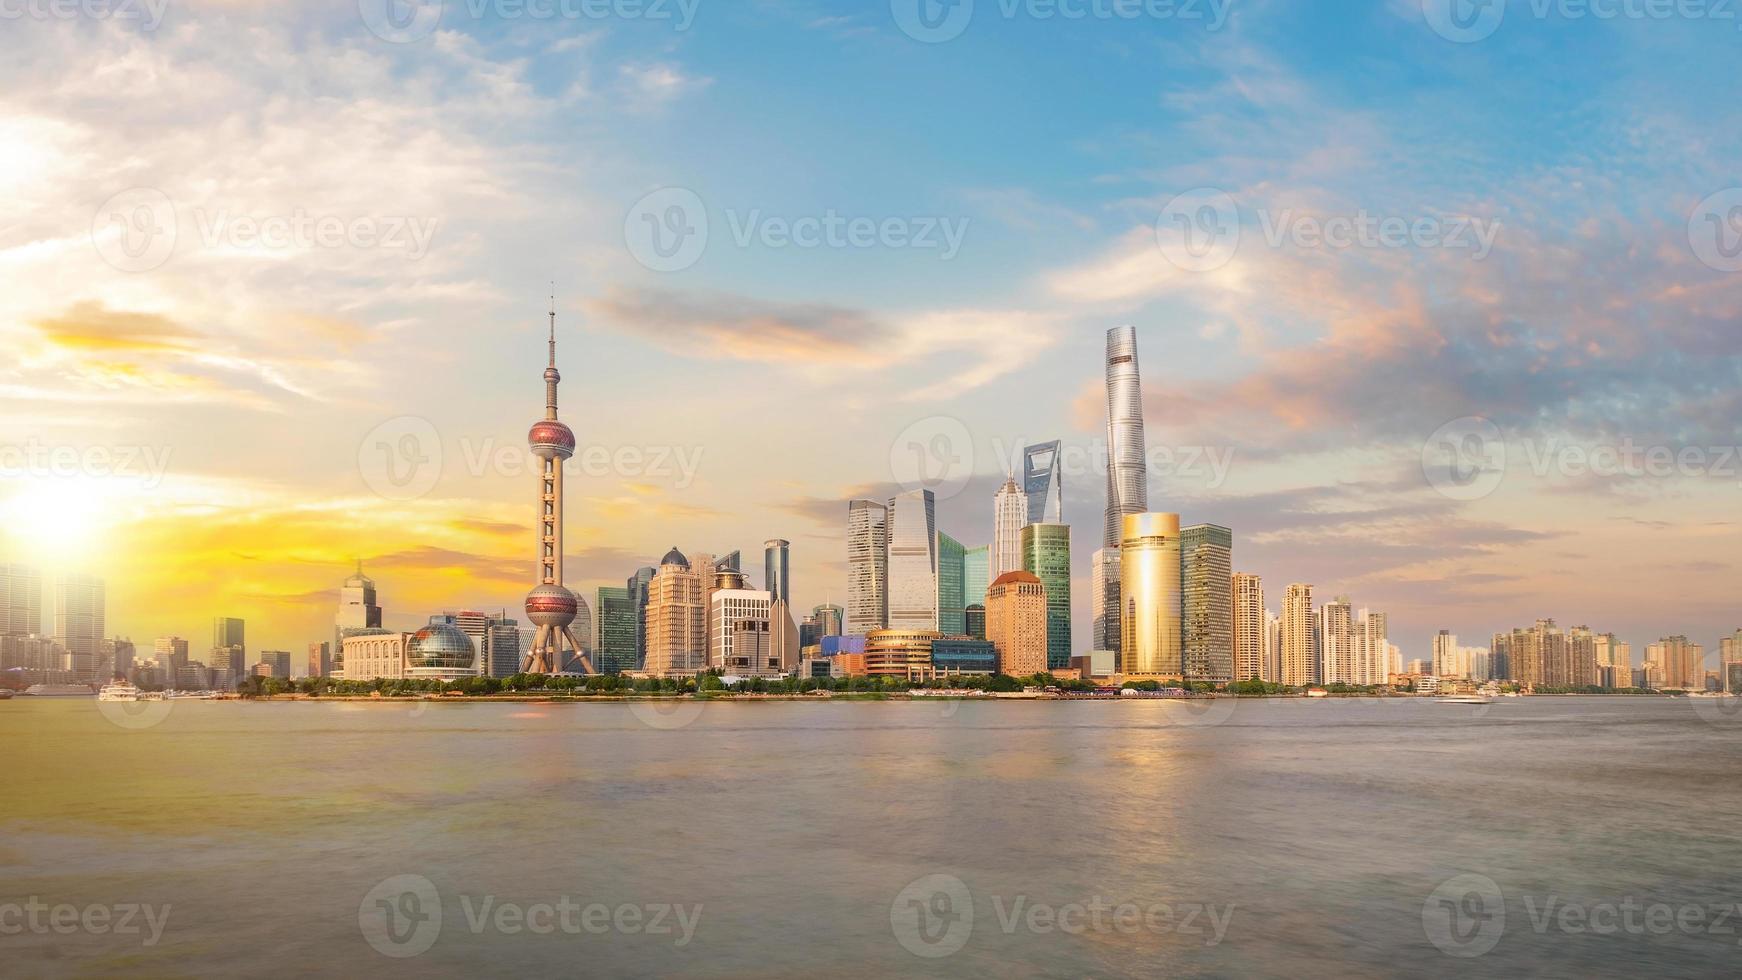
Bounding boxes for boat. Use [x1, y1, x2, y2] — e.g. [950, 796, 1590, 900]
[1436, 695, 1493, 705]
[0, 690, 14, 700]
[98, 682, 143, 702]
[23, 683, 95, 697]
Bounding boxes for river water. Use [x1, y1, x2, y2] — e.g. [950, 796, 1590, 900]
[4, 696, 1739, 977]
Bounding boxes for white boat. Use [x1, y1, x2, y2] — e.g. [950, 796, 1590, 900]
[1436, 695, 1493, 704]
[98, 682, 142, 702]
[23, 683, 95, 697]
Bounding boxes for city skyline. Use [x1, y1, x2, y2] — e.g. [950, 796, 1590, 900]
[3, 6, 1740, 668]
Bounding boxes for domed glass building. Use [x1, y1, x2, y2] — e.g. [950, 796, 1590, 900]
[404, 620, 481, 681]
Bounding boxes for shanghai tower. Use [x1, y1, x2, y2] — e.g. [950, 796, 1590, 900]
[1094, 324, 1148, 657]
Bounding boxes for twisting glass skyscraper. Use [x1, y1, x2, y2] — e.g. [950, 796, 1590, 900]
[1095, 325, 1149, 663]
[1103, 325, 1149, 548]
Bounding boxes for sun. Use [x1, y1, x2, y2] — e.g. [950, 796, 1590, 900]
[0, 477, 115, 564]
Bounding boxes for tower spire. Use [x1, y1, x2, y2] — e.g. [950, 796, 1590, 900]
[548, 283, 557, 369]
[544, 288, 560, 420]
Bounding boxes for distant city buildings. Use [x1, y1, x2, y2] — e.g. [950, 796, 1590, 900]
[644, 548, 705, 678]
[1, 563, 42, 637]
[307, 641, 330, 679]
[54, 573, 104, 680]
[1231, 572, 1264, 682]
[1280, 583, 1316, 687]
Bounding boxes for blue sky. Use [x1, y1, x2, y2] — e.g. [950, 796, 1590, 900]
[1, 0, 1739, 664]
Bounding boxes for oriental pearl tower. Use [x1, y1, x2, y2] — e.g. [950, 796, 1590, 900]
[522, 297, 594, 675]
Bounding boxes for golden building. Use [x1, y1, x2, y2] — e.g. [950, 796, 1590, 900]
[1119, 513, 1181, 679]
[864, 629, 939, 679]
[986, 570, 1048, 677]
[644, 548, 705, 678]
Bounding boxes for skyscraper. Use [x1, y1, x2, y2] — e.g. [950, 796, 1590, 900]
[710, 584, 776, 676]
[1646, 635, 1702, 690]
[522, 299, 592, 674]
[1432, 630, 1460, 677]
[212, 617, 245, 689]
[811, 604, 844, 638]
[1020, 522, 1072, 670]
[846, 499, 888, 635]
[963, 545, 989, 609]
[54, 573, 104, 680]
[991, 476, 1027, 579]
[1281, 584, 1316, 686]
[1119, 513, 1180, 679]
[644, 548, 705, 678]
[986, 570, 1048, 677]
[764, 539, 791, 605]
[1319, 598, 1356, 685]
[594, 586, 638, 674]
[1180, 524, 1233, 684]
[1103, 325, 1149, 549]
[1356, 609, 1389, 686]
[1091, 547, 1121, 657]
[1, 563, 42, 636]
[936, 531, 967, 636]
[335, 561, 383, 654]
[628, 565, 656, 668]
[308, 641, 331, 679]
[885, 489, 939, 631]
[1231, 572, 1264, 681]
[1022, 441, 1063, 525]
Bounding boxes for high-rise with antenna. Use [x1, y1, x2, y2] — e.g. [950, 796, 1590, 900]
[522, 294, 594, 674]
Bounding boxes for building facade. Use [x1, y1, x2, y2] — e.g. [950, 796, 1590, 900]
[1102, 325, 1149, 549]
[1119, 513, 1181, 679]
[936, 531, 967, 637]
[1281, 583, 1316, 686]
[864, 629, 939, 680]
[885, 489, 939, 632]
[595, 586, 638, 674]
[1180, 523, 1233, 684]
[1, 563, 42, 637]
[991, 476, 1027, 580]
[54, 573, 104, 680]
[644, 548, 706, 678]
[1231, 572, 1265, 681]
[1020, 522, 1072, 671]
[986, 571, 1048, 678]
[1023, 441, 1064, 525]
[846, 499, 888, 635]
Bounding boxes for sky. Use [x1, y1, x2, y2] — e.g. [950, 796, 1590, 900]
[2, 0, 1740, 670]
